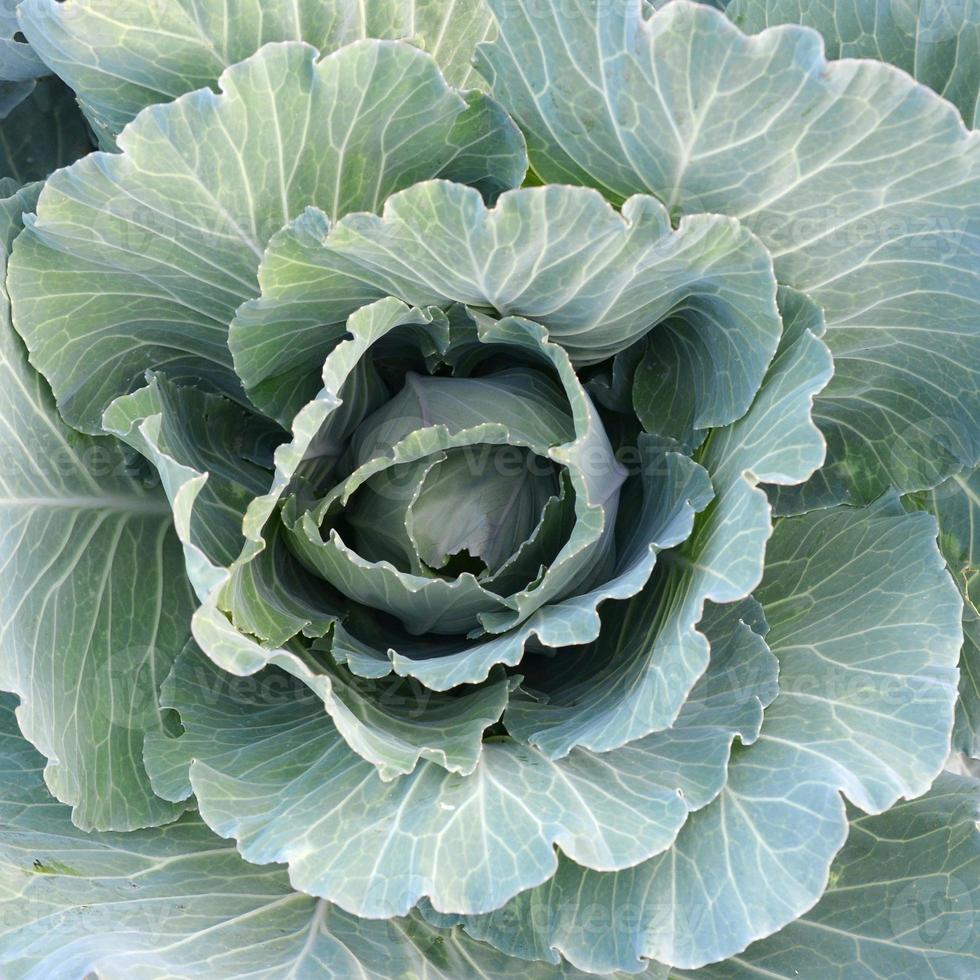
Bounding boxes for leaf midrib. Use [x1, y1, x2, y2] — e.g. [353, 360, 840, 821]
[0, 494, 172, 515]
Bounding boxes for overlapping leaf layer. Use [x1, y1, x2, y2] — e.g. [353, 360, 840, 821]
[0, 2, 977, 977]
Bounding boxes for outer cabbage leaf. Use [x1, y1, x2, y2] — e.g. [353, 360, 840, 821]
[0, 0, 45, 81]
[682, 772, 980, 979]
[231, 179, 781, 424]
[906, 465, 980, 759]
[728, 0, 980, 127]
[451, 500, 963, 972]
[423, 596, 778, 954]
[955, 606, 980, 758]
[7, 40, 525, 433]
[479, 0, 980, 504]
[142, 622, 775, 920]
[18, 0, 497, 138]
[0, 182, 194, 831]
[0, 692, 610, 980]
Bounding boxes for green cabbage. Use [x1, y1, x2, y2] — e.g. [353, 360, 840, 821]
[0, 1, 977, 977]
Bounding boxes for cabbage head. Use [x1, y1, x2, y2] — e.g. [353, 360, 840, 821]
[0, 1, 978, 977]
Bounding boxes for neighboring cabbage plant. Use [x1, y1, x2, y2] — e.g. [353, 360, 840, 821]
[0, 1, 977, 977]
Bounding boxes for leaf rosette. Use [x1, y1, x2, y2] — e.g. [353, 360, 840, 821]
[101, 181, 806, 921]
[0, 1, 975, 977]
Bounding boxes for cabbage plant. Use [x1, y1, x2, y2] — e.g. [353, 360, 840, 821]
[0, 1, 978, 977]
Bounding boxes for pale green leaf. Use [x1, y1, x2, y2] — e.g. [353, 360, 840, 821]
[728, 0, 980, 127]
[0, 0, 45, 81]
[635, 285, 825, 452]
[0, 692, 599, 980]
[8, 40, 525, 433]
[230, 179, 780, 424]
[430, 598, 779, 963]
[149, 626, 510, 784]
[103, 373, 277, 599]
[148, 635, 775, 919]
[905, 465, 980, 758]
[756, 498, 962, 812]
[681, 772, 980, 979]
[0, 182, 194, 831]
[480, 0, 980, 501]
[457, 501, 963, 971]
[18, 0, 497, 135]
